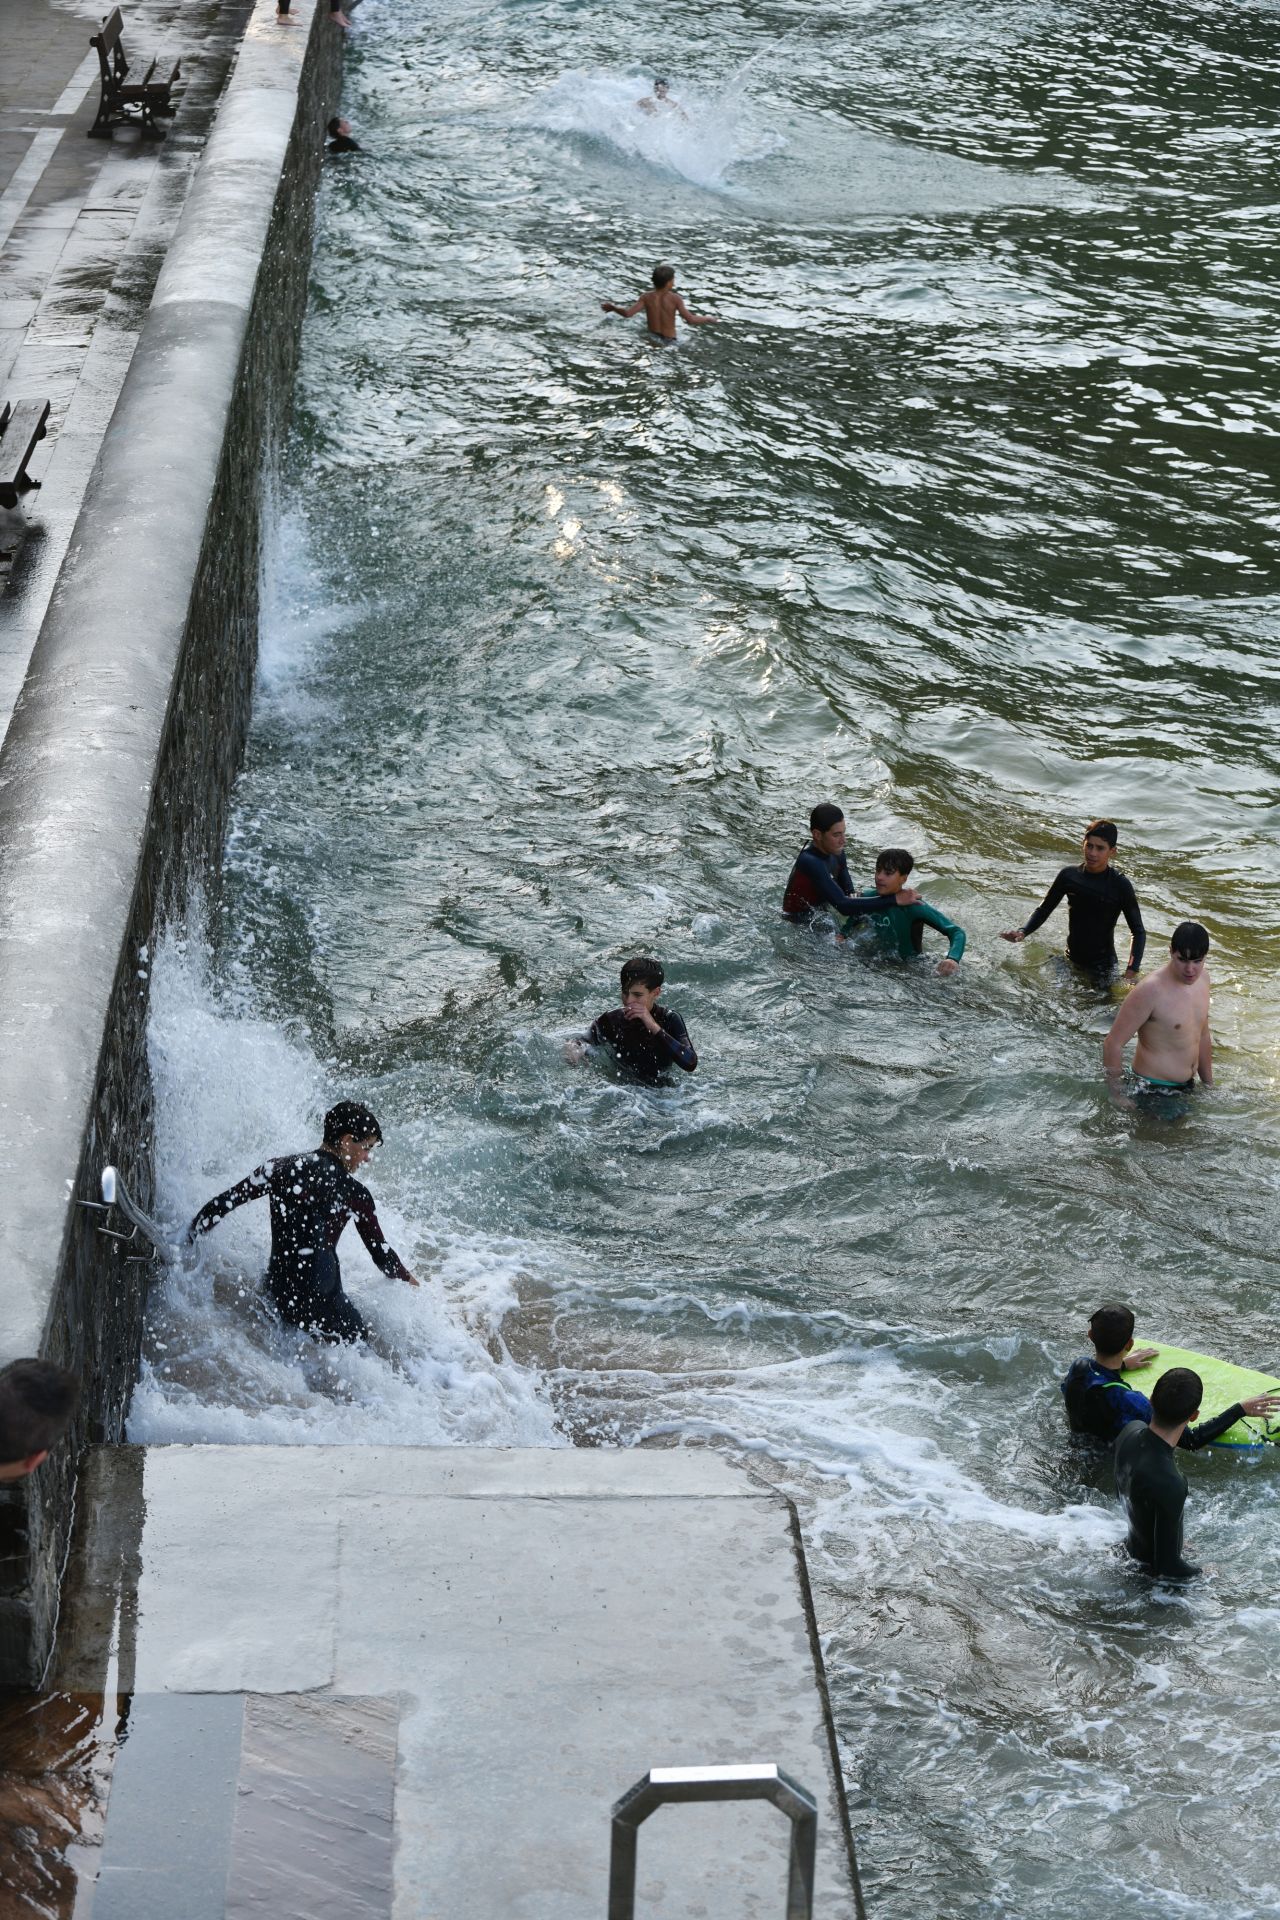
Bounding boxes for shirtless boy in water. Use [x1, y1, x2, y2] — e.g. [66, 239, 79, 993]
[602, 264, 718, 342]
[1103, 921, 1212, 1099]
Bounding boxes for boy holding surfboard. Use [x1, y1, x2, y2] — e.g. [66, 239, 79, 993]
[1116, 1368, 1280, 1581]
[1062, 1304, 1280, 1449]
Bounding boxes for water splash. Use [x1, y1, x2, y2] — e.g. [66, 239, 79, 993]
[524, 69, 785, 191]
[131, 923, 562, 1450]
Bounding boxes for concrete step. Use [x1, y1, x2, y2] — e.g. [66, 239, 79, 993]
[48, 1443, 863, 1918]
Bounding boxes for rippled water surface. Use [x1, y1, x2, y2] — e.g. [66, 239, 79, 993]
[136, 1, 1280, 1912]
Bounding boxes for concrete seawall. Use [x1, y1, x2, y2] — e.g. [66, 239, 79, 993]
[0, 2, 341, 1685]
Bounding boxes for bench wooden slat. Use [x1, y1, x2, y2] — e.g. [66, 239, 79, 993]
[0, 399, 51, 512]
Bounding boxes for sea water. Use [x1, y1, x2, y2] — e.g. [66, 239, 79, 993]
[133, 0, 1280, 1911]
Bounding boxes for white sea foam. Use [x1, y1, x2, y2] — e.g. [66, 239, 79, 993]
[130, 924, 561, 1450]
[524, 69, 784, 192]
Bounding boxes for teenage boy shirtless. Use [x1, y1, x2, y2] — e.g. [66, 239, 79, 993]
[1103, 922, 1212, 1098]
[602, 265, 717, 342]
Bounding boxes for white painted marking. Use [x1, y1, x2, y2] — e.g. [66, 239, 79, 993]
[0, 129, 65, 252]
[49, 49, 102, 119]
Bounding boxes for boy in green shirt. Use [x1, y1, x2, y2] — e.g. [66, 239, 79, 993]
[846, 848, 966, 976]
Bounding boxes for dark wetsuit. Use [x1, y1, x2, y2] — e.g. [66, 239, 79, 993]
[189, 1150, 412, 1343]
[587, 1007, 697, 1083]
[782, 843, 900, 927]
[1062, 1357, 1243, 1450]
[327, 133, 362, 153]
[1114, 1418, 1226, 1580]
[1020, 863, 1145, 973]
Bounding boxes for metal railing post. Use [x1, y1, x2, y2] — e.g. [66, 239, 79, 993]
[607, 1763, 818, 1920]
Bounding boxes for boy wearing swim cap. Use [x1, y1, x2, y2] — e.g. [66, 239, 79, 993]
[1102, 922, 1212, 1100]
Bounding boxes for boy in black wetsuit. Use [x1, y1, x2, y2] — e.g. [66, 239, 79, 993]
[572, 957, 697, 1084]
[187, 1102, 419, 1344]
[1114, 1368, 1280, 1581]
[326, 115, 362, 154]
[1001, 819, 1145, 976]
[782, 803, 920, 929]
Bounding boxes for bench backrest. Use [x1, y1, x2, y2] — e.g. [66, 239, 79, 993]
[91, 10, 128, 84]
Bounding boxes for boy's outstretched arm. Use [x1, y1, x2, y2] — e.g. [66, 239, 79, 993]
[674, 295, 718, 325]
[1002, 871, 1066, 943]
[602, 297, 645, 317]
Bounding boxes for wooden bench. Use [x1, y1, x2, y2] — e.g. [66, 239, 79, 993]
[0, 400, 51, 513]
[88, 8, 180, 142]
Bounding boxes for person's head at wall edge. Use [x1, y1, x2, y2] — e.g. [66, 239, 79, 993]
[0, 1360, 80, 1481]
[1088, 1303, 1135, 1359]
[1151, 1367, 1203, 1427]
[323, 1101, 383, 1172]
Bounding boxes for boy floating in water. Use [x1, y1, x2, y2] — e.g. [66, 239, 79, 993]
[1103, 921, 1212, 1100]
[188, 1101, 419, 1344]
[852, 849, 965, 976]
[602, 265, 717, 343]
[568, 957, 697, 1084]
[637, 78, 687, 118]
[1001, 820, 1145, 977]
[782, 803, 920, 930]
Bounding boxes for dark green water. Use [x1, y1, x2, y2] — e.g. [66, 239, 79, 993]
[138, 1, 1280, 1911]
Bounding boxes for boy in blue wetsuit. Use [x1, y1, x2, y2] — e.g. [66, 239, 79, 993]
[782, 803, 920, 929]
[850, 849, 966, 977]
[1061, 1303, 1278, 1448]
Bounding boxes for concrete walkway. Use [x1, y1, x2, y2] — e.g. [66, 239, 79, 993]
[0, 0, 253, 726]
[45, 1445, 863, 1919]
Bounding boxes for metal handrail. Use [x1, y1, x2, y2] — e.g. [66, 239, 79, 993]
[607, 1763, 817, 1920]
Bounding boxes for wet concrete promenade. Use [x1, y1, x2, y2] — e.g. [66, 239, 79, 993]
[10, 1446, 860, 1917]
[0, 0, 252, 729]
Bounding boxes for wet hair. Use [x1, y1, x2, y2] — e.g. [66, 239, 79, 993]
[1151, 1366, 1203, 1425]
[809, 802, 844, 835]
[1084, 820, 1118, 847]
[654, 78, 670, 91]
[327, 116, 343, 138]
[652, 264, 675, 289]
[1170, 921, 1209, 961]
[875, 848, 914, 878]
[322, 1101, 383, 1147]
[1088, 1304, 1135, 1353]
[620, 957, 665, 993]
[0, 1360, 80, 1467]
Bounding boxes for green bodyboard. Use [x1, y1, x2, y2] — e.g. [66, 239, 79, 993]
[1123, 1340, 1280, 1449]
